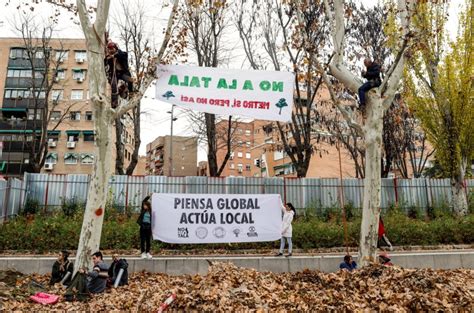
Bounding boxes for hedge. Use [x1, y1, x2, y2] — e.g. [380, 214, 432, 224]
[1, 208, 472, 253]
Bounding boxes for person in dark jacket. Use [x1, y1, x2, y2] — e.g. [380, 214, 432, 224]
[358, 58, 382, 113]
[339, 255, 357, 272]
[137, 195, 153, 259]
[50, 250, 74, 285]
[104, 41, 134, 107]
[79, 251, 109, 294]
[108, 254, 128, 286]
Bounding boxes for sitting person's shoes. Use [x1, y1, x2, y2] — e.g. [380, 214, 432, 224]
[286, 253, 292, 257]
[118, 84, 128, 99]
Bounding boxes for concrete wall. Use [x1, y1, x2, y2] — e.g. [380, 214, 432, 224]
[1, 251, 472, 275]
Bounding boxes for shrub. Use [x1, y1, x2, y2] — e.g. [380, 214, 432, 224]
[61, 197, 85, 217]
[22, 198, 40, 216]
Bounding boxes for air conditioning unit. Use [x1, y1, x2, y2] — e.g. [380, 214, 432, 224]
[77, 77, 84, 83]
[48, 141, 57, 148]
[67, 141, 76, 149]
[76, 58, 84, 63]
[45, 163, 54, 171]
[54, 76, 60, 82]
[58, 58, 64, 63]
[24, 159, 29, 164]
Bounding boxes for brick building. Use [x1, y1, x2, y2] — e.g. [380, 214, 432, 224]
[0, 37, 135, 177]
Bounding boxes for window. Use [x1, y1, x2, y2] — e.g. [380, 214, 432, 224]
[274, 150, 284, 160]
[81, 154, 94, 164]
[66, 132, 80, 142]
[72, 70, 86, 80]
[35, 50, 44, 59]
[45, 153, 58, 164]
[83, 131, 95, 142]
[85, 111, 93, 121]
[229, 152, 234, 160]
[51, 89, 64, 101]
[56, 70, 66, 80]
[55, 50, 68, 62]
[75, 50, 87, 61]
[47, 131, 60, 142]
[238, 140, 243, 146]
[245, 164, 251, 171]
[51, 111, 61, 121]
[71, 90, 83, 100]
[7, 69, 33, 78]
[237, 163, 243, 172]
[229, 162, 235, 169]
[245, 130, 251, 136]
[64, 153, 78, 164]
[246, 141, 251, 148]
[245, 152, 251, 159]
[9, 48, 27, 59]
[237, 152, 243, 158]
[27, 109, 42, 120]
[70, 111, 81, 121]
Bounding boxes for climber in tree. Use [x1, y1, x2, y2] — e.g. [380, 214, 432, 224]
[104, 41, 134, 108]
[358, 58, 381, 114]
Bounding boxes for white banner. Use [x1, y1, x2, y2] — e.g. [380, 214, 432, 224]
[151, 193, 282, 243]
[155, 65, 294, 122]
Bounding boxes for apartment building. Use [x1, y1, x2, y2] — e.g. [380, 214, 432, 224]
[145, 135, 197, 176]
[0, 37, 134, 177]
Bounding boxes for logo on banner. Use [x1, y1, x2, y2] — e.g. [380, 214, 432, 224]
[247, 226, 258, 237]
[195, 227, 208, 239]
[232, 228, 242, 238]
[178, 227, 189, 238]
[213, 227, 226, 238]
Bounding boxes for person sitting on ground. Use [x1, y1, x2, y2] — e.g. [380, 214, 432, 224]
[79, 251, 109, 294]
[358, 58, 382, 114]
[108, 254, 128, 287]
[49, 250, 74, 285]
[339, 255, 357, 271]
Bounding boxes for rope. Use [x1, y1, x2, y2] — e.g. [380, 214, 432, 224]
[337, 142, 349, 256]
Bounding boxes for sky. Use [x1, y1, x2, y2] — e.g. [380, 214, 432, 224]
[0, 0, 466, 160]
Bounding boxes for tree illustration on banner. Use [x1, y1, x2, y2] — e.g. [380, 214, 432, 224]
[275, 98, 288, 115]
[162, 91, 175, 99]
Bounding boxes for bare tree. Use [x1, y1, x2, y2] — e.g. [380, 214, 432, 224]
[181, 0, 234, 176]
[235, 0, 330, 177]
[9, 14, 77, 173]
[317, 0, 415, 266]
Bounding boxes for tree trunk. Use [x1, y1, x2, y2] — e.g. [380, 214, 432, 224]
[451, 158, 468, 216]
[126, 105, 141, 175]
[75, 37, 113, 272]
[115, 116, 125, 175]
[358, 98, 384, 266]
[205, 113, 219, 177]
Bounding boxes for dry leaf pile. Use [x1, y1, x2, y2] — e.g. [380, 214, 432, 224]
[1, 263, 473, 311]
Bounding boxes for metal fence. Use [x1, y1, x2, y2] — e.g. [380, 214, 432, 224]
[0, 178, 26, 220]
[22, 173, 474, 213]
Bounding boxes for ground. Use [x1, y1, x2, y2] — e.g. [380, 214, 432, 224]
[1, 262, 473, 311]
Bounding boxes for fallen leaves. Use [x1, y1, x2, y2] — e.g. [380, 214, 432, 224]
[0, 263, 473, 311]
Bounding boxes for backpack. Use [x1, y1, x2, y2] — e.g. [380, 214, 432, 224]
[64, 272, 90, 302]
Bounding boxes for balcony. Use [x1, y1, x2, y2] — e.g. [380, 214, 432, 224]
[8, 58, 45, 68]
[2, 98, 46, 109]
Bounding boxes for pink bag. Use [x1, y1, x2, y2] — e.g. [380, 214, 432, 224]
[30, 292, 59, 305]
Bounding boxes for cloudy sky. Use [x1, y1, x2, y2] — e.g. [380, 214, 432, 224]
[0, 0, 465, 160]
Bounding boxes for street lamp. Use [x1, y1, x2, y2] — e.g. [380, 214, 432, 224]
[167, 105, 177, 176]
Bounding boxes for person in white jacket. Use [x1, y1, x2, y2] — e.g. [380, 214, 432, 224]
[276, 202, 296, 257]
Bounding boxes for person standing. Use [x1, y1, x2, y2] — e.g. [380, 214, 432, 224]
[49, 250, 74, 285]
[137, 196, 153, 259]
[276, 202, 296, 257]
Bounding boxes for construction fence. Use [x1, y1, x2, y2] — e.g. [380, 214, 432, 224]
[14, 173, 474, 215]
[0, 178, 26, 220]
